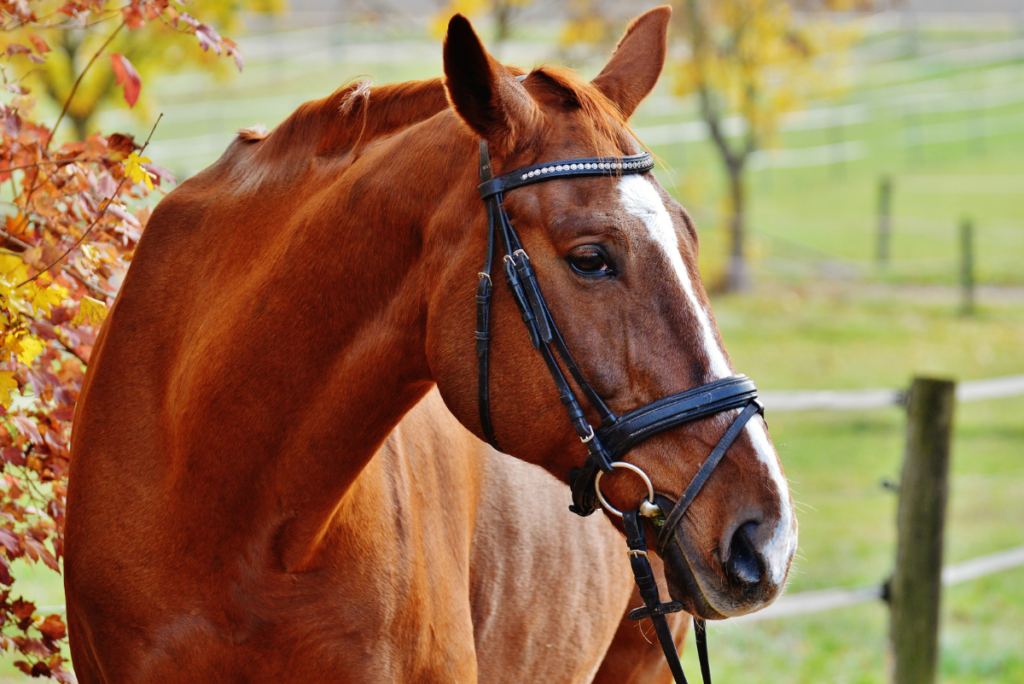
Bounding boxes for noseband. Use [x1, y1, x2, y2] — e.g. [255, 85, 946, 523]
[474, 135, 764, 684]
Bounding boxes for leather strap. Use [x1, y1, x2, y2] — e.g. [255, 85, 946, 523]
[656, 401, 763, 555]
[695, 618, 712, 684]
[473, 139, 759, 684]
[623, 511, 689, 684]
[475, 142, 646, 482]
[597, 375, 757, 462]
[476, 141, 500, 449]
[478, 152, 654, 199]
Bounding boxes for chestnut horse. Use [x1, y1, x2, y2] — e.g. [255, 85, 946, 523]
[65, 7, 796, 682]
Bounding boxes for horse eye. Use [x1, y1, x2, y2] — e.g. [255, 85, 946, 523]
[567, 245, 615, 277]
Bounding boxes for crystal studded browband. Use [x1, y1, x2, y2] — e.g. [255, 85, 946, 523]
[477, 151, 654, 199]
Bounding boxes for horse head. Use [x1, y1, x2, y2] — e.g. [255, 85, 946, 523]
[427, 7, 797, 619]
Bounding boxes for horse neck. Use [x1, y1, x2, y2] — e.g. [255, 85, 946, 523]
[268, 114, 481, 569]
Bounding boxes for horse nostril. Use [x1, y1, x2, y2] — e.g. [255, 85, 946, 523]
[726, 521, 764, 587]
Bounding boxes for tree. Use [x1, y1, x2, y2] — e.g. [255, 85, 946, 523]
[431, 0, 534, 44]
[15, 0, 282, 140]
[0, 1, 243, 678]
[672, 0, 869, 291]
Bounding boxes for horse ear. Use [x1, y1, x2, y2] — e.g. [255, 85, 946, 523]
[592, 6, 672, 120]
[443, 14, 538, 155]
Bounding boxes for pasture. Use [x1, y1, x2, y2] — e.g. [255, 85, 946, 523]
[5, 15, 1023, 682]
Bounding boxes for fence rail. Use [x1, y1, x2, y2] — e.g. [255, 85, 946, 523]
[734, 370, 1024, 653]
[734, 544, 1024, 624]
[761, 373, 1024, 412]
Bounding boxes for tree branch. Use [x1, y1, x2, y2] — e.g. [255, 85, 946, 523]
[17, 113, 161, 289]
[0, 157, 89, 173]
[46, 19, 126, 151]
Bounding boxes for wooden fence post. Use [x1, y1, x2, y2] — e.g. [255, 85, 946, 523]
[960, 219, 975, 316]
[890, 377, 956, 684]
[877, 176, 892, 267]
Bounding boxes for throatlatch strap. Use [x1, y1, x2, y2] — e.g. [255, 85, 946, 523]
[656, 401, 763, 555]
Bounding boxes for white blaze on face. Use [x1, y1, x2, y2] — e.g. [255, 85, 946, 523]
[617, 174, 797, 585]
[617, 175, 731, 380]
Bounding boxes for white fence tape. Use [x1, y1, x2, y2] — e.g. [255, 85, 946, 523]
[761, 388, 902, 411]
[761, 374, 1024, 412]
[734, 544, 1024, 623]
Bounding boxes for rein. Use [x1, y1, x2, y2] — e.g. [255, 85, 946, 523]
[474, 136, 763, 684]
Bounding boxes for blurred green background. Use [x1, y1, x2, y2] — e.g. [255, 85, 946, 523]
[7, 0, 1024, 681]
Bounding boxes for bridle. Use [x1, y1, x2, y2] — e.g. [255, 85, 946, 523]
[474, 131, 765, 683]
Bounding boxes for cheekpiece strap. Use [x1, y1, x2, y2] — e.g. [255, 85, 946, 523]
[479, 152, 654, 199]
[476, 141, 500, 450]
[655, 400, 763, 555]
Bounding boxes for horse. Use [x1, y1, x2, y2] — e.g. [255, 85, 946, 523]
[65, 6, 796, 681]
[317, 385, 688, 683]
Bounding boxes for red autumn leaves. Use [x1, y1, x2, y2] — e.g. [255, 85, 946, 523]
[110, 54, 142, 108]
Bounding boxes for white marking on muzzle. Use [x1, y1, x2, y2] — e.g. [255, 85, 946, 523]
[746, 419, 797, 585]
[618, 174, 796, 585]
[617, 175, 731, 379]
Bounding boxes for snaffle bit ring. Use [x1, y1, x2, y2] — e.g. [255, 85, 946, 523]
[594, 462, 656, 518]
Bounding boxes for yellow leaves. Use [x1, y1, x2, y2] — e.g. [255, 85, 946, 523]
[29, 280, 67, 317]
[559, 17, 606, 47]
[673, 0, 858, 142]
[0, 253, 28, 283]
[0, 371, 17, 409]
[124, 151, 154, 191]
[430, 0, 489, 37]
[71, 296, 108, 327]
[0, 253, 68, 322]
[13, 336, 42, 365]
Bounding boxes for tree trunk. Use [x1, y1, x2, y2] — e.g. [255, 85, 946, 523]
[725, 160, 750, 292]
[494, 1, 513, 43]
[71, 113, 91, 142]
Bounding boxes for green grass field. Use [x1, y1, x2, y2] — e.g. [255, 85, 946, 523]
[687, 287, 1024, 684]
[5, 19, 1023, 683]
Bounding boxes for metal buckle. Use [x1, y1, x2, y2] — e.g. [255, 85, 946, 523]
[627, 549, 649, 560]
[594, 462, 657, 518]
[477, 272, 491, 285]
[579, 423, 595, 443]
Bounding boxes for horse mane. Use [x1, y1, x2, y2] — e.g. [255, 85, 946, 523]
[224, 65, 631, 179]
[232, 77, 451, 162]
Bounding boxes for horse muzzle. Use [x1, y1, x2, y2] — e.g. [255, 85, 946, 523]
[656, 495, 794, 620]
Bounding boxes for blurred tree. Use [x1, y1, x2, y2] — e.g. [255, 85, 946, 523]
[431, 0, 533, 43]
[673, 0, 871, 291]
[559, 0, 643, 50]
[16, 0, 283, 141]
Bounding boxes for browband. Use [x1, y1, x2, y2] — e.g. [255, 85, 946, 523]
[479, 152, 654, 199]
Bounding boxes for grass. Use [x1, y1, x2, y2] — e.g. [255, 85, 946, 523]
[6, 20, 1023, 684]
[687, 287, 1024, 684]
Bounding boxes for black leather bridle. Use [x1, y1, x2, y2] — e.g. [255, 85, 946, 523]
[474, 136, 764, 684]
